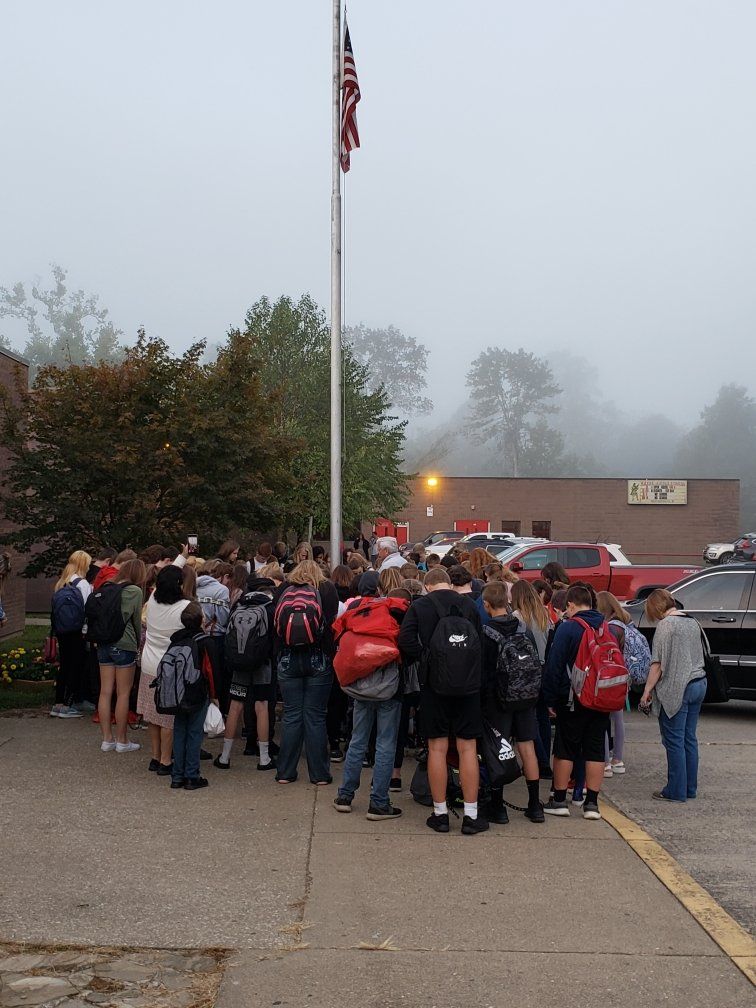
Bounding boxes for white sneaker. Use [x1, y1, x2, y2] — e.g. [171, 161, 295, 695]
[116, 741, 140, 753]
[603, 764, 614, 778]
[101, 740, 117, 752]
[610, 761, 626, 775]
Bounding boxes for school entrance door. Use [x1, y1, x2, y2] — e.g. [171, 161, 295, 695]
[374, 520, 410, 546]
[453, 519, 490, 534]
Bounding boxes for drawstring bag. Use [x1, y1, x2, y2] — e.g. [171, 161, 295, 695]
[203, 703, 225, 737]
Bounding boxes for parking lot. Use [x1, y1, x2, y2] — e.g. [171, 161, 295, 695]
[603, 700, 756, 933]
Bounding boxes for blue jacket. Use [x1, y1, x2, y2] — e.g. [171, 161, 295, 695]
[542, 609, 605, 708]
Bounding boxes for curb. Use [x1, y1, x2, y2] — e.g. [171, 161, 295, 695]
[601, 800, 756, 986]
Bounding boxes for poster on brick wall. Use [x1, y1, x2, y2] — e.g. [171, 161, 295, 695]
[627, 479, 688, 505]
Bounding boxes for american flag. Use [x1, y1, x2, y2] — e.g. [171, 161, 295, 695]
[340, 22, 361, 172]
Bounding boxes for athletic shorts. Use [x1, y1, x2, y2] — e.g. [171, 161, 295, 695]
[229, 664, 272, 704]
[552, 699, 609, 764]
[482, 701, 537, 743]
[421, 687, 482, 740]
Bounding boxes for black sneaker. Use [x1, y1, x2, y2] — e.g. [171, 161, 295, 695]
[200, 748, 212, 760]
[148, 758, 160, 772]
[184, 777, 209, 791]
[389, 777, 402, 793]
[213, 755, 230, 770]
[487, 803, 509, 825]
[257, 760, 276, 771]
[426, 812, 450, 833]
[461, 815, 490, 835]
[362, 755, 374, 769]
[366, 803, 402, 821]
[170, 778, 186, 789]
[525, 802, 546, 824]
[242, 746, 257, 757]
[329, 746, 344, 763]
[333, 795, 353, 813]
[156, 762, 173, 776]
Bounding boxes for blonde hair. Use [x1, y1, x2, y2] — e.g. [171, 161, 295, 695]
[258, 562, 284, 583]
[645, 588, 676, 623]
[288, 559, 324, 588]
[293, 542, 314, 563]
[378, 567, 403, 596]
[511, 579, 549, 633]
[185, 556, 206, 571]
[596, 591, 631, 625]
[500, 566, 520, 585]
[55, 550, 92, 592]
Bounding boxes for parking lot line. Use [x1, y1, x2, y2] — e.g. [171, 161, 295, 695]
[601, 800, 756, 986]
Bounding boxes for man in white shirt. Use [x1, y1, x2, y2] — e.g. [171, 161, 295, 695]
[376, 537, 405, 572]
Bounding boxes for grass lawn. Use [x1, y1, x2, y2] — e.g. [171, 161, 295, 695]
[0, 622, 55, 711]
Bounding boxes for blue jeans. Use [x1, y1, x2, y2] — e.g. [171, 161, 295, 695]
[276, 649, 332, 783]
[339, 696, 402, 810]
[172, 702, 209, 784]
[658, 677, 707, 801]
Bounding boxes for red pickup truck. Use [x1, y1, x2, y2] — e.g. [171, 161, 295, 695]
[497, 542, 700, 602]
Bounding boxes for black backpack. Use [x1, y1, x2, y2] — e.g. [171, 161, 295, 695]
[225, 596, 272, 670]
[84, 582, 128, 645]
[484, 621, 542, 709]
[424, 593, 481, 697]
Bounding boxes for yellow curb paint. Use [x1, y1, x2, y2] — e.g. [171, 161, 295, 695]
[601, 801, 756, 986]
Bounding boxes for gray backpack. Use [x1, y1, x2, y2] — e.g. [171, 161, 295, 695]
[342, 661, 400, 702]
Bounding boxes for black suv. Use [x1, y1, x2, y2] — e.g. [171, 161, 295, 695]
[733, 534, 756, 563]
[625, 563, 756, 702]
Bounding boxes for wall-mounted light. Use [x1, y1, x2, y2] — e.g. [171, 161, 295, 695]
[426, 477, 438, 488]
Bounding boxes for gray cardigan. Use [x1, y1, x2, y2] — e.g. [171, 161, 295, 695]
[650, 613, 705, 718]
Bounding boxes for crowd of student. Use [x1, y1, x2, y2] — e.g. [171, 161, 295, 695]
[47, 533, 708, 823]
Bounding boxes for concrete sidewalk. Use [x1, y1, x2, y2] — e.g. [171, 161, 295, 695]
[0, 715, 752, 1008]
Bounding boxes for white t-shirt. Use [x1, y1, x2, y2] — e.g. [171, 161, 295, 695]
[141, 595, 191, 679]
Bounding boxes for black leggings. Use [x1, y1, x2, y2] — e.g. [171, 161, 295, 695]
[393, 692, 421, 769]
[55, 631, 87, 705]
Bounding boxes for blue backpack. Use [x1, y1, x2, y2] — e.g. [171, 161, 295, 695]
[51, 577, 86, 634]
[612, 619, 651, 686]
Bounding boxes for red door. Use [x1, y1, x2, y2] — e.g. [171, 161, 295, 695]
[454, 519, 491, 534]
[374, 519, 396, 538]
[395, 523, 409, 546]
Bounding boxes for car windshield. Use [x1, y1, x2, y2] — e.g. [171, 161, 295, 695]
[492, 545, 523, 563]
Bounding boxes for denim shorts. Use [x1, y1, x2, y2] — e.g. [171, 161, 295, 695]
[97, 645, 137, 668]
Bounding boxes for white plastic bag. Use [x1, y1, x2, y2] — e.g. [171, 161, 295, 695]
[203, 703, 225, 738]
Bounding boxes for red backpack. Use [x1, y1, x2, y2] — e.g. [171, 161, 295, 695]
[332, 596, 409, 686]
[274, 585, 323, 648]
[569, 617, 629, 712]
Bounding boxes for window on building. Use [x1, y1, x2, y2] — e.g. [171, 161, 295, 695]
[531, 521, 551, 538]
[564, 547, 601, 569]
[501, 520, 521, 535]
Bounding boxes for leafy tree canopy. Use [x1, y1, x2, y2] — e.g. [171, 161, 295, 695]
[0, 264, 123, 374]
[345, 323, 432, 415]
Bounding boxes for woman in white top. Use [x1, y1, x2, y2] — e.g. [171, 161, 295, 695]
[50, 550, 93, 718]
[138, 554, 189, 774]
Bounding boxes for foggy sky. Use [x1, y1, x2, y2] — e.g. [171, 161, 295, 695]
[2, 1, 755, 423]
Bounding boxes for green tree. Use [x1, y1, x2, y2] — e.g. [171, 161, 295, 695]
[345, 323, 432, 415]
[466, 347, 561, 476]
[676, 384, 756, 526]
[0, 264, 123, 374]
[0, 331, 291, 575]
[236, 295, 410, 538]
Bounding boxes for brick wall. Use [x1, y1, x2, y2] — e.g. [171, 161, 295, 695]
[390, 477, 740, 564]
[0, 350, 29, 639]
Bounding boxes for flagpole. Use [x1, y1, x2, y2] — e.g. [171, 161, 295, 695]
[330, 0, 343, 569]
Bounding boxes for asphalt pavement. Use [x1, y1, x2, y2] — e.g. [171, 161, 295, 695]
[0, 710, 753, 1008]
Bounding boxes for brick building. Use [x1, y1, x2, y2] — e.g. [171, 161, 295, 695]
[0, 348, 29, 638]
[378, 476, 740, 564]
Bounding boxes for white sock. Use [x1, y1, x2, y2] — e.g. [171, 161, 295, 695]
[463, 802, 478, 820]
[433, 801, 448, 816]
[220, 738, 233, 764]
[258, 741, 270, 765]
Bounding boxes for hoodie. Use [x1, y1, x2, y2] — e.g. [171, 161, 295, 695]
[196, 575, 230, 636]
[542, 609, 614, 708]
